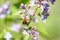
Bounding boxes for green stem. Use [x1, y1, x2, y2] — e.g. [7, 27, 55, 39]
[27, 7, 38, 26]
[5, 14, 7, 25]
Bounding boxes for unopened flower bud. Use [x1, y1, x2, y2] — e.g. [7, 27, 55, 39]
[28, 5, 31, 10]
[20, 3, 26, 9]
[33, 26, 37, 31]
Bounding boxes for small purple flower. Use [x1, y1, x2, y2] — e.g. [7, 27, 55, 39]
[44, 13, 49, 17]
[49, 0, 56, 4]
[42, 14, 49, 20]
[31, 26, 39, 35]
[41, 16, 45, 20]
[44, 7, 48, 11]
[23, 26, 39, 40]
[31, 27, 39, 40]
[50, 0, 55, 2]
[42, 6, 49, 15]
[44, 13, 49, 19]
[41, 16, 46, 23]
[44, 3, 50, 7]
[20, 3, 26, 9]
[41, 13, 49, 23]
[22, 23, 38, 40]
[32, 26, 37, 31]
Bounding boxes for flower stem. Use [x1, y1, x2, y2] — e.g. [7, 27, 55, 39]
[27, 7, 38, 26]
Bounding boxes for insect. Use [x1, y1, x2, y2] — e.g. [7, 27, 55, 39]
[22, 17, 27, 24]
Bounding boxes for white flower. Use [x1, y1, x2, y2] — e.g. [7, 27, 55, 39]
[23, 27, 29, 36]
[29, 0, 35, 6]
[0, 14, 6, 18]
[25, 15, 30, 20]
[28, 9, 34, 16]
[4, 32, 12, 40]
[40, 6, 44, 12]
[11, 24, 21, 33]
[25, 13, 30, 20]
[41, 1, 48, 6]
[23, 30, 29, 36]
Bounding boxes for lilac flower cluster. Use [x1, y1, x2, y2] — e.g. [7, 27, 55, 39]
[20, 0, 55, 23]
[2, 0, 55, 40]
[31, 27, 39, 40]
[19, 0, 55, 39]
[41, 1, 50, 23]
[23, 26, 39, 40]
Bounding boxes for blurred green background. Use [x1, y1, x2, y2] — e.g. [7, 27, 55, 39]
[0, 0, 60, 40]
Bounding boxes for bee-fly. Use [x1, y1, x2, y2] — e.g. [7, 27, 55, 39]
[22, 17, 27, 24]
